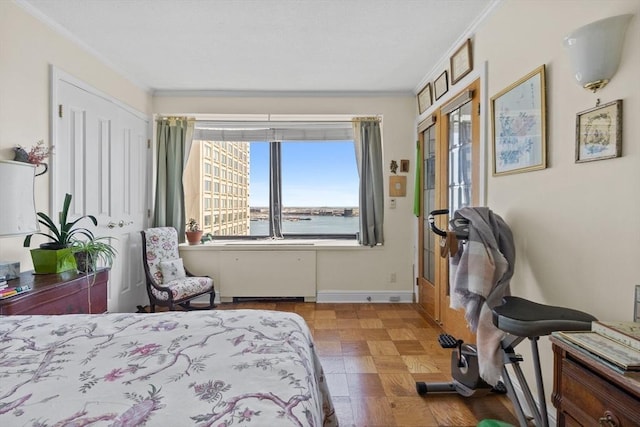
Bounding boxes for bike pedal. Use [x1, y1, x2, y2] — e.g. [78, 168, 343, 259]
[438, 333, 459, 349]
[491, 381, 507, 394]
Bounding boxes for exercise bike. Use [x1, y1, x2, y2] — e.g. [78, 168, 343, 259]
[417, 208, 596, 427]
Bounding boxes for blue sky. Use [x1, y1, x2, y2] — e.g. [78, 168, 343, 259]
[249, 141, 359, 207]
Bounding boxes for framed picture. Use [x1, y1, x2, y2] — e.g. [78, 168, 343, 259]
[417, 83, 433, 114]
[450, 39, 473, 85]
[575, 100, 622, 163]
[434, 71, 448, 100]
[491, 65, 547, 176]
[389, 175, 407, 197]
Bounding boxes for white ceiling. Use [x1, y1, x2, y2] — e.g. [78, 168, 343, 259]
[18, 0, 494, 94]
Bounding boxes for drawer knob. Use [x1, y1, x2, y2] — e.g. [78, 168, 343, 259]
[599, 411, 619, 427]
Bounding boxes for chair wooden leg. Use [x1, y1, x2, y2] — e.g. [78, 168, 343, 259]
[150, 304, 156, 313]
[209, 291, 215, 308]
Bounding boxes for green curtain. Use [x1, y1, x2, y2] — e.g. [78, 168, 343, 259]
[413, 140, 421, 217]
[353, 118, 384, 247]
[153, 118, 193, 242]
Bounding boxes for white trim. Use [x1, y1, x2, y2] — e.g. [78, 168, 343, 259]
[316, 290, 414, 303]
[16, 0, 150, 93]
[152, 89, 412, 98]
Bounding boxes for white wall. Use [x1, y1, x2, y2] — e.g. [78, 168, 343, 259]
[0, 1, 151, 269]
[474, 0, 640, 416]
[154, 94, 417, 296]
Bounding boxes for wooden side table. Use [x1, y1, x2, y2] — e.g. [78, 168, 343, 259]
[0, 269, 109, 315]
[551, 335, 640, 426]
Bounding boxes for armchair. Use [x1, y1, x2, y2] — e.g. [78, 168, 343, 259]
[141, 227, 215, 312]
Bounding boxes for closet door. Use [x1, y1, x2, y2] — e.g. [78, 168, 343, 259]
[52, 69, 149, 313]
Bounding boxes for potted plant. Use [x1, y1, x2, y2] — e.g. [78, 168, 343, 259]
[185, 218, 203, 245]
[23, 193, 97, 274]
[69, 236, 117, 273]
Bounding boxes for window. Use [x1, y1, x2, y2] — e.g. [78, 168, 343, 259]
[185, 119, 360, 239]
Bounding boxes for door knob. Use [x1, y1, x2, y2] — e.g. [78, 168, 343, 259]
[107, 222, 117, 229]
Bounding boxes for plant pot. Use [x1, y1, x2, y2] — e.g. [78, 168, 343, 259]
[30, 248, 76, 274]
[73, 252, 95, 273]
[185, 230, 203, 245]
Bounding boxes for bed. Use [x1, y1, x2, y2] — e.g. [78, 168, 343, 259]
[0, 309, 338, 426]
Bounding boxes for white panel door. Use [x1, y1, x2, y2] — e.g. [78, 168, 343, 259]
[53, 71, 149, 312]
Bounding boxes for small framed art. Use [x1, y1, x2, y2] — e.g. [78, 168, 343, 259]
[417, 83, 433, 114]
[491, 65, 547, 176]
[450, 39, 473, 85]
[434, 70, 448, 100]
[575, 100, 622, 163]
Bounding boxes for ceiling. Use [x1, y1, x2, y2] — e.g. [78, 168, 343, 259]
[18, 0, 494, 94]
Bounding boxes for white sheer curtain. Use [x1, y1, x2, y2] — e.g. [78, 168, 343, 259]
[352, 118, 384, 246]
[153, 117, 194, 242]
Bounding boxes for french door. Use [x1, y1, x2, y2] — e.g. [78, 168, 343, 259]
[417, 79, 480, 343]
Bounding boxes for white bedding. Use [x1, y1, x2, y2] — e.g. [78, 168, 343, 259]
[0, 309, 337, 426]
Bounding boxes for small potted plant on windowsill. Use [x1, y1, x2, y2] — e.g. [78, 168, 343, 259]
[185, 218, 203, 245]
[69, 236, 117, 273]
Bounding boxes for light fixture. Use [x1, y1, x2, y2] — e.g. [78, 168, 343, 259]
[563, 14, 633, 92]
[0, 160, 39, 237]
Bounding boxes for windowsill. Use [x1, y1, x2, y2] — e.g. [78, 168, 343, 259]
[179, 239, 372, 251]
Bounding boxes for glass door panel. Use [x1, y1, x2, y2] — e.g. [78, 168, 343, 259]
[448, 101, 473, 214]
[422, 125, 436, 284]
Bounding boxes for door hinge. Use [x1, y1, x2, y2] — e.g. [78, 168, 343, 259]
[147, 139, 151, 149]
[477, 103, 481, 116]
[147, 209, 151, 218]
[58, 104, 63, 118]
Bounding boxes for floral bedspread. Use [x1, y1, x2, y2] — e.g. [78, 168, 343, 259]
[0, 310, 337, 427]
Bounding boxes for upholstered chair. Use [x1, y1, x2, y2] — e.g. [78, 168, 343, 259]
[141, 227, 215, 312]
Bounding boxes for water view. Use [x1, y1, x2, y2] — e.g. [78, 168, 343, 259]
[250, 209, 359, 235]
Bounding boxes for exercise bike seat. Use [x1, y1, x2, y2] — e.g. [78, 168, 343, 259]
[492, 296, 597, 337]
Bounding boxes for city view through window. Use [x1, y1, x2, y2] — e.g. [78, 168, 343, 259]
[184, 140, 359, 237]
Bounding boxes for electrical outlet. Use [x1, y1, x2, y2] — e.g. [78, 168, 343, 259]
[390, 273, 397, 283]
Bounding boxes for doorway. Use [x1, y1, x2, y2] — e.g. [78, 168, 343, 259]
[417, 79, 481, 343]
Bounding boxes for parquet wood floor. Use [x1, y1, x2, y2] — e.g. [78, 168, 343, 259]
[212, 301, 520, 427]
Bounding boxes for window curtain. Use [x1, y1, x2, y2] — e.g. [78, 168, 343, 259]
[269, 141, 284, 239]
[153, 117, 194, 242]
[352, 118, 384, 246]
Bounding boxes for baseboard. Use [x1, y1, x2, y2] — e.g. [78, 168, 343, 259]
[316, 290, 414, 303]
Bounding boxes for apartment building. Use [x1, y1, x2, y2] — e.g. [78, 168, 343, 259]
[184, 140, 250, 236]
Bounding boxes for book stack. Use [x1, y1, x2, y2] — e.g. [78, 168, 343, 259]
[556, 320, 640, 371]
[0, 284, 32, 299]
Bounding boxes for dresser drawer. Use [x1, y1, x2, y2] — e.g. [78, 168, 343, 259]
[560, 357, 640, 426]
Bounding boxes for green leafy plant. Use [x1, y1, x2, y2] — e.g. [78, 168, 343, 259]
[186, 218, 200, 232]
[69, 236, 118, 273]
[23, 193, 97, 249]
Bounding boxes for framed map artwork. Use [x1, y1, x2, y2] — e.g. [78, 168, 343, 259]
[491, 65, 547, 176]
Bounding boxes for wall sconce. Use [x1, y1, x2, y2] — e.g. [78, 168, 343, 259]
[0, 160, 39, 237]
[563, 14, 633, 92]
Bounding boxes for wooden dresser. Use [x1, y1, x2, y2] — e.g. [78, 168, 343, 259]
[551, 335, 640, 426]
[0, 269, 109, 315]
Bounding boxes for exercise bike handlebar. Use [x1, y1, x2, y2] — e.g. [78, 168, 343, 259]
[427, 209, 449, 237]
